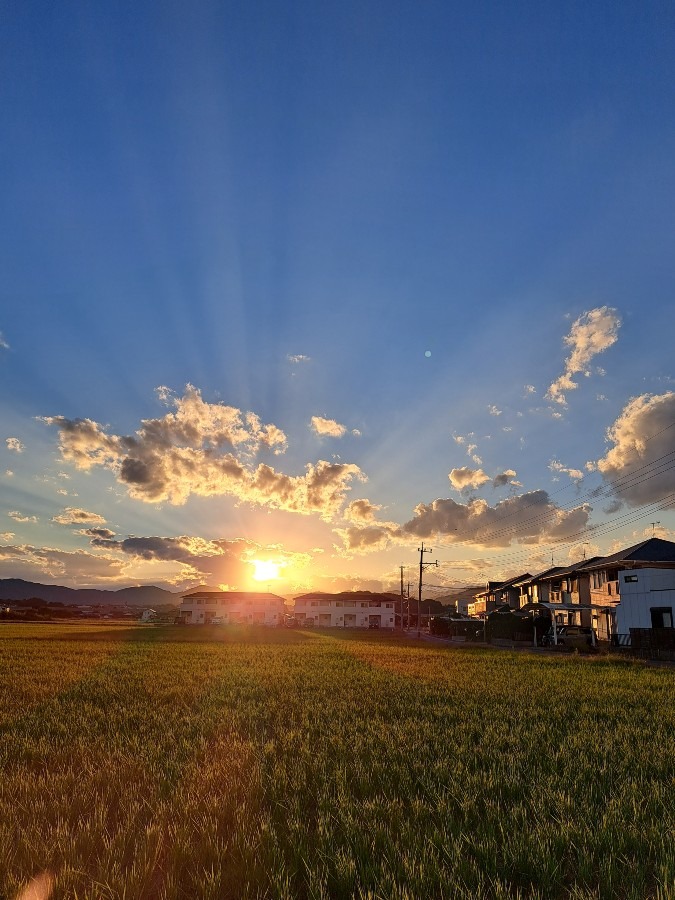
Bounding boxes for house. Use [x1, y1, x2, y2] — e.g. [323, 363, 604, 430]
[581, 538, 675, 641]
[140, 608, 156, 623]
[178, 591, 285, 625]
[469, 580, 509, 617]
[512, 568, 566, 608]
[534, 557, 602, 627]
[293, 591, 396, 628]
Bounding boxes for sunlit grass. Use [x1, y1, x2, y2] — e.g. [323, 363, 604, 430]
[1, 625, 673, 899]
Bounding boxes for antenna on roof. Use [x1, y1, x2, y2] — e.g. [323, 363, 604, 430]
[650, 522, 661, 537]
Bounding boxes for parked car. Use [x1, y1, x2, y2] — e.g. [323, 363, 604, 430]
[541, 625, 597, 649]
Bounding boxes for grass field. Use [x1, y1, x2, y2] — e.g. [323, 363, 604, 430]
[1, 625, 673, 899]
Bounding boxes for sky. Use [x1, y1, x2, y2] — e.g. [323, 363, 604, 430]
[1, 0, 674, 597]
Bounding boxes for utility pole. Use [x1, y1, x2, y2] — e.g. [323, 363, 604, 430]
[417, 542, 438, 637]
[400, 565, 405, 630]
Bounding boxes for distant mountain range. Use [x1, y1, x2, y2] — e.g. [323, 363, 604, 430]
[0, 579, 483, 608]
[0, 578, 181, 607]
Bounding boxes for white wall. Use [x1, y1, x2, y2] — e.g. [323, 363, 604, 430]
[293, 597, 395, 627]
[615, 568, 675, 633]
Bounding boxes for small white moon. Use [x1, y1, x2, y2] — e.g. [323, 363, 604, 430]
[424, 350, 432, 358]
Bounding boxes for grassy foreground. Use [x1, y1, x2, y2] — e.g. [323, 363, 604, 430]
[0, 625, 673, 900]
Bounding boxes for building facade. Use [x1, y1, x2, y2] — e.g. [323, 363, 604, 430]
[293, 592, 396, 628]
[178, 591, 285, 625]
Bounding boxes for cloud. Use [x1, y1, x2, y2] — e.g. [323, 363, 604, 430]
[492, 469, 517, 488]
[449, 467, 491, 491]
[310, 416, 347, 438]
[401, 492, 591, 548]
[287, 354, 311, 364]
[524, 385, 536, 395]
[5, 438, 24, 453]
[488, 405, 502, 416]
[0, 332, 9, 350]
[8, 511, 38, 524]
[338, 489, 591, 554]
[42, 386, 365, 518]
[78, 527, 117, 539]
[5, 470, 13, 478]
[52, 507, 107, 526]
[86, 533, 311, 589]
[548, 460, 584, 481]
[343, 499, 382, 523]
[0, 544, 126, 584]
[546, 306, 621, 406]
[336, 522, 400, 553]
[0, 532, 15, 541]
[594, 391, 675, 507]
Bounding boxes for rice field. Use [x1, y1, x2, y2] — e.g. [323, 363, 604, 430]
[0, 624, 673, 900]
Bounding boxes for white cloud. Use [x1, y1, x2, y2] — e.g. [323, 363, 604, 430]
[549, 460, 584, 481]
[0, 332, 9, 350]
[310, 416, 347, 438]
[8, 511, 38, 524]
[524, 385, 536, 395]
[0, 532, 15, 541]
[4, 470, 13, 478]
[52, 507, 107, 526]
[488, 405, 502, 416]
[42, 386, 364, 518]
[594, 391, 675, 506]
[449, 467, 491, 490]
[287, 354, 311, 364]
[546, 306, 621, 406]
[5, 438, 25, 453]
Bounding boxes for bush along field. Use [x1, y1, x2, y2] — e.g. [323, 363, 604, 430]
[1, 625, 674, 900]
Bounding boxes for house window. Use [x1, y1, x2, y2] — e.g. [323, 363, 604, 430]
[361, 602, 369, 608]
[335, 601, 343, 606]
[311, 601, 319, 607]
[650, 607, 673, 629]
[624, 575, 639, 583]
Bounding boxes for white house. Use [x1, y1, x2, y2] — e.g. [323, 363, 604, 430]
[178, 591, 285, 625]
[613, 568, 675, 634]
[140, 608, 156, 623]
[583, 538, 675, 640]
[293, 592, 396, 628]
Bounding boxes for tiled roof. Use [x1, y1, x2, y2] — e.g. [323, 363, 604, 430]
[581, 538, 675, 569]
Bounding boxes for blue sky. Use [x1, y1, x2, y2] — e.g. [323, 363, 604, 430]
[1, 0, 674, 594]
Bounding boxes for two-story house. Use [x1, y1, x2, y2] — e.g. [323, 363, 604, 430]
[293, 592, 396, 628]
[178, 590, 285, 625]
[581, 538, 675, 640]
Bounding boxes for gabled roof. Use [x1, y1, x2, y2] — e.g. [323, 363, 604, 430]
[581, 538, 675, 570]
[537, 557, 602, 581]
[516, 566, 566, 586]
[182, 590, 284, 600]
[493, 572, 533, 591]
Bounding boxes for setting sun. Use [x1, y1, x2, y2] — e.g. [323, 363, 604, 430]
[251, 559, 281, 582]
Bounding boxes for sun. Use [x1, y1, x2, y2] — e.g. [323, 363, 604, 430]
[251, 559, 281, 582]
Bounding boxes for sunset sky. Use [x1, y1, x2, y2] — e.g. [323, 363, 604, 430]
[2, 1, 674, 596]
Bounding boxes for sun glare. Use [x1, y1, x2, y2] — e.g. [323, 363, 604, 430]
[251, 559, 281, 582]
